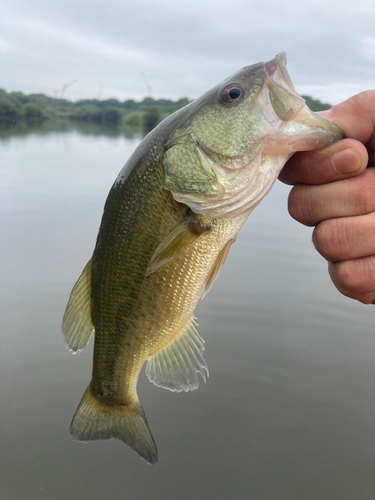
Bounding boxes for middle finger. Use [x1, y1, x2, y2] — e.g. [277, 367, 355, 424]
[313, 211, 375, 262]
[288, 167, 375, 226]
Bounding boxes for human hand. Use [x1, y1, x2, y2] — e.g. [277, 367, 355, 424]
[279, 90, 375, 304]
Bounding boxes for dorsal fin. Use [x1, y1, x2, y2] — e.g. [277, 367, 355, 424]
[145, 317, 208, 392]
[202, 238, 235, 298]
[146, 213, 212, 276]
[62, 259, 94, 353]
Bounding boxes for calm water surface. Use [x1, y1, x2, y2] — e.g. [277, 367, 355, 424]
[1, 124, 374, 499]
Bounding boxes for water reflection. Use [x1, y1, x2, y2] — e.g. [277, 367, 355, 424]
[0, 118, 144, 140]
[1, 123, 374, 500]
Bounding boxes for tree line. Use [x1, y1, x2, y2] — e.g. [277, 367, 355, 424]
[0, 88, 190, 132]
[0, 88, 332, 133]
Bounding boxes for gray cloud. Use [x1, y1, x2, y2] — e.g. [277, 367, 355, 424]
[2, 0, 374, 103]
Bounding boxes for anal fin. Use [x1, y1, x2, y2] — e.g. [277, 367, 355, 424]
[62, 259, 94, 353]
[146, 317, 208, 392]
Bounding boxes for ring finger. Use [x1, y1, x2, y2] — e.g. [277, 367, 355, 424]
[313, 211, 375, 262]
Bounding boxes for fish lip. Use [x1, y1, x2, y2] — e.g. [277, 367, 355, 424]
[265, 54, 283, 78]
[293, 106, 345, 140]
[265, 52, 295, 92]
[266, 52, 287, 75]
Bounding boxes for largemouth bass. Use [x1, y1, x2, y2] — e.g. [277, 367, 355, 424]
[62, 53, 344, 464]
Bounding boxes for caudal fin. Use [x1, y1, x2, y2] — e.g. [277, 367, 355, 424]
[70, 384, 158, 464]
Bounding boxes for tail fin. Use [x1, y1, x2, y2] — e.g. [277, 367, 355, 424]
[70, 384, 158, 465]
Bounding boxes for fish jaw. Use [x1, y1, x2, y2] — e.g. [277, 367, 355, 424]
[276, 105, 345, 151]
[258, 51, 345, 154]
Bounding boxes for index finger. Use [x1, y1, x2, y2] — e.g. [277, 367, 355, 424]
[325, 90, 375, 150]
[279, 90, 375, 186]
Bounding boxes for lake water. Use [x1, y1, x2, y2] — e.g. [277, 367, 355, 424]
[1, 123, 374, 499]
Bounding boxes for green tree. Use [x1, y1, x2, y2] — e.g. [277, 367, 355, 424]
[123, 99, 137, 110]
[124, 111, 142, 127]
[72, 105, 103, 122]
[302, 95, 331, 112]
[142, 106, 161, 133]
[8, 91, 30, 104]
[24, 103, 46, 121]
[0, 96, 23, 120]
[103, 108, 122, 125]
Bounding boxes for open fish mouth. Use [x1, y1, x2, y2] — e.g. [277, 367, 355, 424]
[196, 52, 344, 172]
[172, 53, 344, 219]
[264, 52, 344, 139]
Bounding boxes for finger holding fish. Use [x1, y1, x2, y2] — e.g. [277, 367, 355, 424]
[328, 256, 375, 305]
[313, 210, 375, 262]
[278, 138, 367, 186]
[280, 90, 375, 305]
[280, 90, 375, 186]
[287, 167, 375, 226]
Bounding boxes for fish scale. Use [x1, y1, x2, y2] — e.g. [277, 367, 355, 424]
[62, 52, 344, 464]
[91, 146, 236, 400]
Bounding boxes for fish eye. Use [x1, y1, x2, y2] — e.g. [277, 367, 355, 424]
[221, 84, 245, 104]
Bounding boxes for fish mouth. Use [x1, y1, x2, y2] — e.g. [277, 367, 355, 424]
[264, 52, 345, 141]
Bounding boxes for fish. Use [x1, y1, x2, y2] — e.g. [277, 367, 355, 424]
[62, 53, 344, 465]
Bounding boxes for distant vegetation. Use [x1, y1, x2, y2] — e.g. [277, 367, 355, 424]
[0, 88, 332, 134]
[0, 88, 190, 134]
[301, 95, 331, 112]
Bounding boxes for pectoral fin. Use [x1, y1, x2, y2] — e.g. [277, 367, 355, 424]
[146, 213, 212, 276]
[202, 238, 235, 298]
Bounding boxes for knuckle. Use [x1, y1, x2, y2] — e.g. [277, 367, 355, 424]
[334, 260, 362, 291]
[353, 169, 375, 214]
[313, 219, 345, 260]
[331, 259, 375, 305]
[288, 185, 316, 226]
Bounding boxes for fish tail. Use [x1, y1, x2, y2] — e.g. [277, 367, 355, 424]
[70, 384, 158, 464]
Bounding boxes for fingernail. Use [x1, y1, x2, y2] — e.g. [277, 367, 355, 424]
[331, 148, 362, 175]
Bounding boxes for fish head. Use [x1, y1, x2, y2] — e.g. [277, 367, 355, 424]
[164, 53, 344, 218]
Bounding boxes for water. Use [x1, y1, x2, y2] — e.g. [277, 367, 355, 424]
[1, 124, 374, 499]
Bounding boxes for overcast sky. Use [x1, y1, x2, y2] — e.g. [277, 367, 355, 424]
[2, 0, 374, 104]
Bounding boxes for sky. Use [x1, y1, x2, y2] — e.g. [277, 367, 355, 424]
[1, 0, 375, 104]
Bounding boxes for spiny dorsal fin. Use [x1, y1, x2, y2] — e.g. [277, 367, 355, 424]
[145, 317, 208, 392]
[202, 238, 236, 298]
[62, 259, 94, 353]
[146, 213, 212, 276]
